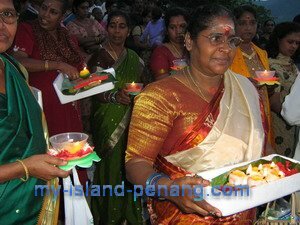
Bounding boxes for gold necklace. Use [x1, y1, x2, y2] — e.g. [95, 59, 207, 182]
[185, 68, 209, 102]
[241, 50, 256, 60]
[107, 41, 118, 61]
[170, 42, 182, 58]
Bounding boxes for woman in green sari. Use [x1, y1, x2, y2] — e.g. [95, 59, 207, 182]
[87, 10, 145, 225]
[0, 0, 69, 224]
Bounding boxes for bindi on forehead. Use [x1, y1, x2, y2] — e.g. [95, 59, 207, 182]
[223, 25, 232, 35]
[211, 24, 235, 35]
[111, 16, 123, 24]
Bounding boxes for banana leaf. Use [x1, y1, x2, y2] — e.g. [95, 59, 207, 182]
[61, 71, 116, 95]
[211, 156, 300, 186]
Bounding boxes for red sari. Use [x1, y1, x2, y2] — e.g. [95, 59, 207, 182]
[14, 21, 84, 136]
[150, 45, 184, 80]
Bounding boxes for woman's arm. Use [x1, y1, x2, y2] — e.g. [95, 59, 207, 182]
[0, 154, 69, 183]
[125, 87, 222, 216]
[12, 51, 79, 79]
[282, 73, 300, 125]
[126, 158, 221, 216]
[150, 46, 172, 80]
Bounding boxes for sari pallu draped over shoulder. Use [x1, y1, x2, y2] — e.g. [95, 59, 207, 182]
[0, 53, 47, 225]
[92, 49, 143, 157]
[230, 44, 274, 148]
[149, 70, 268, 225]
[91, 49, 145, 225]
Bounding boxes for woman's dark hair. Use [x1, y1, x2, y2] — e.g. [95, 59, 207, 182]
[72, 0, 88, 13]
[151, 6, 162, 22]
[107, 10, 131, 29]
[163, 7, 189, 43]
[187, 4, 234, 40]
[233, 4, 257, 20]
[13, 0, 22, 13]
[266, 22, 300, 59]
[164, 7, 189, 30]
[293, 14, 300, 23]
[263, 19, 275, 27]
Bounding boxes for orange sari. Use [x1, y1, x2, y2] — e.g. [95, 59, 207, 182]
[230, 44, 274, 147]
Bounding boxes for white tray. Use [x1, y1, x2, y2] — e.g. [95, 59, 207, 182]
[53, 68, 115, 104]
[197, 154, 300, 216]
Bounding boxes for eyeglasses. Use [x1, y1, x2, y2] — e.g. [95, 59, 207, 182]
[201, 33, 243, 49]
[0, 10, 19, 24]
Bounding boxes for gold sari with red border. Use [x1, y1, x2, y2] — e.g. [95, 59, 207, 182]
[147, 71, 268, 225]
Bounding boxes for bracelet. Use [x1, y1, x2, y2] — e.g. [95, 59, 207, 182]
[103, 91, 109, 102]
[111, 91, 118, 104]
[16, 159, 29, 182]
[108, 92, 113, 103]
[146, 172, 170, 186]
[44, 60, 49, 71]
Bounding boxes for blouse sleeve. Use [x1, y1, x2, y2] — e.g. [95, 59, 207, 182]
[14, 22, 35, 56]
[150, 46, 172, 80]
[125, 83, 176, 163]
[282, 73, 300, 125]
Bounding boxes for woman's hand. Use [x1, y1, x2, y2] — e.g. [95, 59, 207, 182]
[57, 62, 79, 80]
[116, 89, 131, 105]
[161, 176, 222, 217]
[23, 154, 70, 181]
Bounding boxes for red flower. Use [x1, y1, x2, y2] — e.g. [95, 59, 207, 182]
[276, 161, 299, 176]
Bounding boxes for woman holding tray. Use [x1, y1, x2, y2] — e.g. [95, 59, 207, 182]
[12, 0, 85, 136]
[87, 10, 145, 225]
[125, 4, 268, 225]
[0, 0, 69, 224]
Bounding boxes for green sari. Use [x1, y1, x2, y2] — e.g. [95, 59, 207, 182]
[91, 49, 145, 225]
[0, 53, 47, 224]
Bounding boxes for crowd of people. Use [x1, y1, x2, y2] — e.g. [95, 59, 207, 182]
[0, 0, 300, 224]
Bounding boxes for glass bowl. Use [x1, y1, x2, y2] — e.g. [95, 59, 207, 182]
[49, 132, 88, 154]
[172, 59, 188, 68]
[125, 82, 143, 93]
[255, 70, 276, 79]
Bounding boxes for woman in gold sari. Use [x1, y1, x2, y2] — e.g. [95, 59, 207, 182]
[230, 5, 273, 146]
[126, 4, 268, 225]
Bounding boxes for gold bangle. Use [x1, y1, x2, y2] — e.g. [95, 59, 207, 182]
[44, 60, 49, 71]
[16, 159, 29, 182]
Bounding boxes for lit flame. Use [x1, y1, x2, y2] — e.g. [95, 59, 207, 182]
[246, 164, 252, 175]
